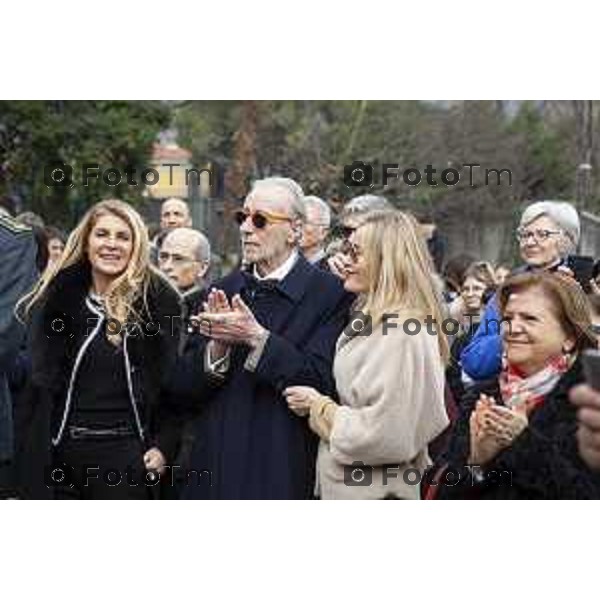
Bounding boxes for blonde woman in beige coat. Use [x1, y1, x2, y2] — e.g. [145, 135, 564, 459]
[285, 210, 450, 499]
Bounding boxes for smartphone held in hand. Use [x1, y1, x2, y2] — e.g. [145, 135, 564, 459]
[582, 349, 600, 391]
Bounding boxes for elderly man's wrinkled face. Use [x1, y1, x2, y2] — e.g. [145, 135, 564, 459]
[239, 187, 299, 275]
[518, 215, 568, 269]
[159, 231, 207, 291]
[300, 204, 329, 254]
[161, 199, 191, 230]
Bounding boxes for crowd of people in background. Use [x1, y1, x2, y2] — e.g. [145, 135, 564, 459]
[3, 181, 600, 499]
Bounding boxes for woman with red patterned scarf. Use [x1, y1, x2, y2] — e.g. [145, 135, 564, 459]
[427, 271, 600, 499]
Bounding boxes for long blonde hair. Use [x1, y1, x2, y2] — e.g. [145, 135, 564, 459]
[355, 210, 449, 363]
[19, 199, 156, 332]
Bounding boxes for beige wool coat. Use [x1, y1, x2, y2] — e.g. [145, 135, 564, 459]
[315, 313, 449, 500]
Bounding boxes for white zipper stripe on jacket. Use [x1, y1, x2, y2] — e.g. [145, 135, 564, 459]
[52, 297, 104, 446]
[53, 297, 146, 446]
[123, 330, 146, 443]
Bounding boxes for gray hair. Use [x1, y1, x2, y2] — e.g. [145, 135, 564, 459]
[343, 194, 391, 217]
[303, 195, 331, 228]
[193, 231, 211, 263]
[163, 227, 211, 263]
[251, 177, 306, 221]
[16, 211, 45, 228]
[520, 200, 580, 254]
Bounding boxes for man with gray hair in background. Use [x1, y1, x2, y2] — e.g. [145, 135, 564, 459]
[170, 176, 352, 499]
[300, 195, 332, 268]
[150, 197, 194, 264]
[157, 226, 211, 498]
[160, 197, 192, 231]
[158, 227, 211, 303]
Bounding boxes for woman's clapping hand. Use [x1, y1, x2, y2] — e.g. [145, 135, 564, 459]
[283, 386, 322, 417]
[468, 394, 528, 465]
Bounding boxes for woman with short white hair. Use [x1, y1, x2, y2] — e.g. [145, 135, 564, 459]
[461, 200, 582, 382]
[517, 200, 580, 266]
[327, 194, 392, 278]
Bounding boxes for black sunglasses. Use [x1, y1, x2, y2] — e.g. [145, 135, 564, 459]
[340, 225, 356, 239]
[234, 209, 293, 230]
[341, 238, 361, 262]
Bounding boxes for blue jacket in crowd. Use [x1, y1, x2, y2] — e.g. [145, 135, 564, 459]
[459, 294, 504, 381]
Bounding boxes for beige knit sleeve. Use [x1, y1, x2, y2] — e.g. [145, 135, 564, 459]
[329, 330, 449, 466]
[308, 395, 338, 441]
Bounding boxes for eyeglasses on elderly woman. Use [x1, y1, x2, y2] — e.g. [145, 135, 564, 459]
[515, 227, 563, 243]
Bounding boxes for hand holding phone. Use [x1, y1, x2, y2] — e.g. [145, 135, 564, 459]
[582, 349, 600, 391]
[566, 255, 595, 292]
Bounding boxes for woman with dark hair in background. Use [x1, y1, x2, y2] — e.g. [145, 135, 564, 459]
[494, 263, 512, 285]
[44, 225, 66, 271]
[446, 262, 497, 403]
[442, 255, 476, 302]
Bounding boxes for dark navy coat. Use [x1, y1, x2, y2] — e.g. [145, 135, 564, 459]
[0, 214, 36, 464]
[170, 255, 353, 499]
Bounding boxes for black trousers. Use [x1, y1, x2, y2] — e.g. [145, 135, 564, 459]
[52, 436, 154, 500]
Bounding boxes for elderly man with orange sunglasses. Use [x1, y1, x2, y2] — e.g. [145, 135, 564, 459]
[171, 177, 353, 499]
